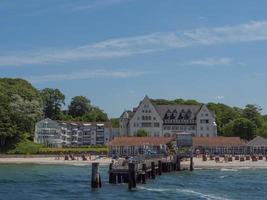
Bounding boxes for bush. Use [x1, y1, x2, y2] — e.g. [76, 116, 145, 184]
[7, 139, 43, 154]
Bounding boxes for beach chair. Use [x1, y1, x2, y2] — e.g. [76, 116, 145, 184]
[245, 156, 250, 160]
[215, 157, 220, 162]
[234, 156, 239, 160]
[228, 157, 233, 162]
[240, 157, 245, 162]
[251, 156, 258, 162]
[259, 155, 263, 160]
[202, 155, 207, 161]
[82, 154, 87, 161]
[64, 155, 69, 160]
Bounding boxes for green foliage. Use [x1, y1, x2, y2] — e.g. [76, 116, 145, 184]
[242, 104, 262, 128]
[7, 141, 107, 154]
[151, 98, 201, 105]
[0, 78, 43, 148]
[40, 88, 65, 120]
[110, 118, 119, 128]
[136, 129, 148, 137]
[222, 118, 256, 140]
[7, 139, 43, 154]
[68, 96, 91, 118]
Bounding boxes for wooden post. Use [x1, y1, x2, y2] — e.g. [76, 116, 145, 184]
[158, 160, 162, 175]
[91, 162, 101, 188]
[142, 163, 146, 184]
[151, 162, 156, 179]
[117, 173, 122, 183]
[128, 163, 136, 190]
[176, 155, 181, 171]
[190, 156, 194, 171]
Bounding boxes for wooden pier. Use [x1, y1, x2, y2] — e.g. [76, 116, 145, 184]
[107, 154, 193, 190]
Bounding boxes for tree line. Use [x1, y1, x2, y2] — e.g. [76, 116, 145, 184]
[0, 78, 108, 149]
[1, 78, 267, 150]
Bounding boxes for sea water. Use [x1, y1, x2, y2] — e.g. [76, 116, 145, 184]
[0, 164, 266, 200]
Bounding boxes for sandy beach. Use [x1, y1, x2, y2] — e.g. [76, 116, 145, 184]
[1, 156, 267, 168]
[0, 156, 112, 165]
[183, 157, 267, 169]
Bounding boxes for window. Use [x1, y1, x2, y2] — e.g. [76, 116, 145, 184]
[207, 126, 209, 130]
[154, 123, 160, 127]
[153, 117, 156, 120]
[141, 122, 152, 127]
[200, 126, 203, 130]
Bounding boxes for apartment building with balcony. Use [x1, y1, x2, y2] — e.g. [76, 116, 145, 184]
[34, 118, 112, 147]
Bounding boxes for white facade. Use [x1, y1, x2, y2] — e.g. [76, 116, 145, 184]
[119, 96, 217, 137]
[34, 119, 112, 147]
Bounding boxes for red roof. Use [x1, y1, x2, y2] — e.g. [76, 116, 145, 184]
[193, 137, 245, 147]
[108, 137, 175, 146]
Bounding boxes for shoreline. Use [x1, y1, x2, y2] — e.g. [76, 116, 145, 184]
[1, 156, 267, 169]
[0, 156, 111, 166]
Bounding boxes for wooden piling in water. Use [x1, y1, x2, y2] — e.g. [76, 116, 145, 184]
[190, 157, 194, 171]
[91, 162, 101, 188]
[151, 162, 156, 179]
[142, 163, 146, 184]
[158, 160, 162, 175]
[128, 163, 136, 190]
[176, 156, 181, 171]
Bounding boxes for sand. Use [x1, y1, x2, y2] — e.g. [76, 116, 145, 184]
[0, 156, 111, 166]
[1, 156, 267, 169]
[183, 157, 267, 169]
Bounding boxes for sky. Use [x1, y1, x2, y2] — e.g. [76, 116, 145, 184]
[1, 0, 267, 117]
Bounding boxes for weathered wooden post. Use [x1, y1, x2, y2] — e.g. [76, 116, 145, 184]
[109, 162, 117, 184]
[158, 160, 162, 175]
[117, 173, 122, 183]
[190, 156, 194, 171]
[128, 163, 136, 190]
[91, 162, 101, 188]
[176, 155, 181, 171]
[141, 163, 146, 184]
[151, 162, 156, 179]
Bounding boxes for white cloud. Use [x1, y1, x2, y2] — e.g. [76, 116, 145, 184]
[215, 95, 224, 100]
[72, 0, 130, 11]
[188, 57, 233, 66]
[27, 69, 149, 83]
[2, 21, 267, 66]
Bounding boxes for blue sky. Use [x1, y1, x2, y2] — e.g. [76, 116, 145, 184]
[1, 0, 267, 117]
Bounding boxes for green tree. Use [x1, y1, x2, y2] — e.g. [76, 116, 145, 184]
[0, 78, 43, 148]
[242, 104, 262, 128]
[40, 88, 65, 120]
[222, 118, 256, 140]
[136, 129, 148, 137]
[207, 103, 241, 135]
[110, 118, 119, 128]
[68, 96, 91, 118]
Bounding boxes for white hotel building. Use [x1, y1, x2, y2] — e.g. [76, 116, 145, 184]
[119, 96, 217, 137]
[34, 118, 113, 148]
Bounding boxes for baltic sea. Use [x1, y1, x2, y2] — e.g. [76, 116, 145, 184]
[0, 164, 266, 200]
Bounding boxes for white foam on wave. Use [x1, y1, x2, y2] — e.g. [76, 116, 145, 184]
[138, 186, 231, 200]
[176, 189, 231, 200]
[137, 186, 170, 192]
[220, 168, 238, 172]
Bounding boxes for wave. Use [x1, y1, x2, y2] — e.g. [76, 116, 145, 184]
[138, 186, 231, 200]
[176, 189, 231, 200]
[220, 168, 238, 172]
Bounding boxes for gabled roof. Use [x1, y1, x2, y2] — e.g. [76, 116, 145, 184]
[246, 136, 267, 147]
[108, 137, 175, 146]
[193, 136, 245, 147]
[154, 104, 202, 119]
